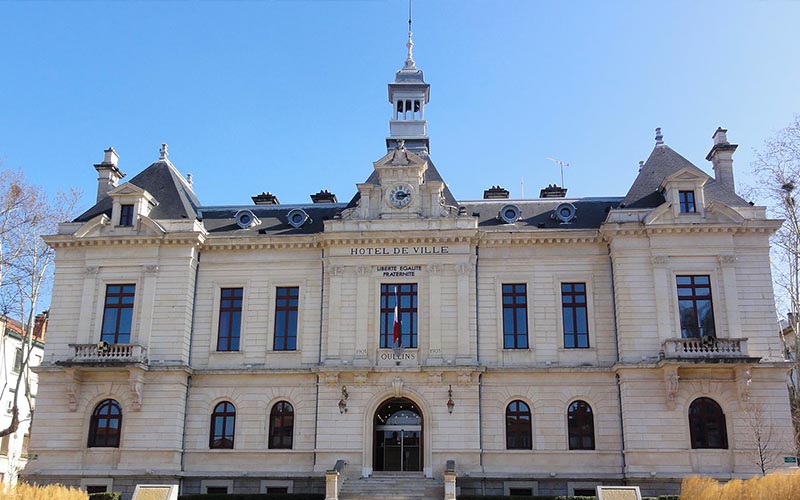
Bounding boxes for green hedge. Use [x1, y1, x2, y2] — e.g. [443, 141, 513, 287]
[178, 494, 324, 500]
[88, 493, 122, 500]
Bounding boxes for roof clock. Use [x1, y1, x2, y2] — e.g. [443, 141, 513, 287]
[388, 184, 414, 209]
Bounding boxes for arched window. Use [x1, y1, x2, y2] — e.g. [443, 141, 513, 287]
[269, 401, 294, 449]
[505, 400, 532, 450]
[210, 401, 236, 449]
[88, 399, 122, 448]
[567, 400, 595, 450]
[689, 397, 728, 449]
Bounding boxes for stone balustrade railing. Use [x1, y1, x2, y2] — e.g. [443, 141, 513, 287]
[69, 343, 147, 363]
[662, 337, 748, 359]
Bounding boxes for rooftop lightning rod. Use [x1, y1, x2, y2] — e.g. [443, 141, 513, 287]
[546, 157, 570, 188]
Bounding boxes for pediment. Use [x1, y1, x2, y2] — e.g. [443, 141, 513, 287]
[108, 183, 147, 197]
[373, 147, 428, 169]
[73, 213, 166, 239]
[661, 167, 709, 187]
[643, 200, 746, 226]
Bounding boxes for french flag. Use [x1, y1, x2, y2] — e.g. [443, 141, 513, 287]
[393, 286, 401, 349]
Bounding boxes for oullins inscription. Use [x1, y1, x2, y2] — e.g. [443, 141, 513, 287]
[349, 246, 449, 256]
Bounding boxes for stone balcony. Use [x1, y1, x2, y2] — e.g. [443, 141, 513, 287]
[68, 343, 148, 364]
[662, 337, 749, 360]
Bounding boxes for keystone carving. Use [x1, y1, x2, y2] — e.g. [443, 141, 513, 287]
[392, 377, 404, 398]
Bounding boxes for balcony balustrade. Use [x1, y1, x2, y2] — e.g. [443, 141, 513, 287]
[69, 343, 147, 364]
[662, 337, 748, 359]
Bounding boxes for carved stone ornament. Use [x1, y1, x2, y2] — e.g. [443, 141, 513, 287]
[456, 263, 470, 275]
[331, 266, 345, 277]
[663, 365, 680, 410]
[325, 373, 339, 385]
[736, 365, 752, 401]
[65, 369, 80, 412]
[651, 256, 668, 266]
[144, 265, 159, 274]
[85, 266, 100, 274]
[718, 254, 737, 265]
[129, 371, 145, 411]
[427, 372, 442, 384]
[392, 377, 404, 398]
[457, 372, 471, 385]
[428, 264, 443, 276]
[354, 373, 368, 385]
[356, 265, 370, 277]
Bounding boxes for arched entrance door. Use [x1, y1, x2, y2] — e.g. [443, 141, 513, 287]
[373, 398, 423, 472]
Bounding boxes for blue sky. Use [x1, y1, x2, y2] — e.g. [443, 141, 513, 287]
[1, 0, 799, 210]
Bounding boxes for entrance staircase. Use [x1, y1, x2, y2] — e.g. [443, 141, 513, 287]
[338, 473, 444, 500]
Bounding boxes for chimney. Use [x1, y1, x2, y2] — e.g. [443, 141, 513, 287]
[93, 147, 125, 203]
[311, 190, 337, 204]
[483, 185, 510, 199]
[540, 184, 568, 198]
[706, 127, 738, 192]
[33, 311, 48, 343]
[252, 192, 280, 205]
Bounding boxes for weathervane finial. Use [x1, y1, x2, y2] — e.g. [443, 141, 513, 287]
[159, 143, 169, 161]
[403, 0, 416, 69]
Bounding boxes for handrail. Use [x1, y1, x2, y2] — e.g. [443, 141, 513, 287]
[325, 459, 346, 500]
[69, 343, 148, 363]
[662, 337, 748, 358]
[444, 459, 457, 500]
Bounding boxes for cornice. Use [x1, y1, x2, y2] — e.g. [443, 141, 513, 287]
[600, 219, 782, 238]
[320, 232, 478, 247]
[203, 236, 319, 251]
[42, 232, 206, 249]
[479, 230, 603, 246]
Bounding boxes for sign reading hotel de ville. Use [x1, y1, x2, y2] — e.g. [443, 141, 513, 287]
[330, 244, 471, 259]
[349, 245, 450, 256]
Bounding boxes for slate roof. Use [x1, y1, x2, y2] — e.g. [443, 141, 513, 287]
[345, 155, 458, 210]
[461, 198, 622, 231]
[198, 203, 347, 236]
[622, 144, 749, 209]
[75, 161, 201, 222]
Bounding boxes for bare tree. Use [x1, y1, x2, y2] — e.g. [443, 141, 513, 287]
[751, 115, 800, 456]
[0, 168, 79, 438]
[742, 402, 782, 475]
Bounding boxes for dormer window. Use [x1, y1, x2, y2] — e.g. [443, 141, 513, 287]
[679, 191, 696, 214]
[119, 204, 134, 226]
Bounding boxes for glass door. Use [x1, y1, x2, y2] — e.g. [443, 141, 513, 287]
[375, 426, 421, 471]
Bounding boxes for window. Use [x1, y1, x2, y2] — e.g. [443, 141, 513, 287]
[269, 401, 294, 449]
[86, 486, 108, 494]
[679, 190, 696, 213]
[88, 399, 122, 448]
[689, 397, 728, 449]
[119, 204, 134, 226]
[206, 487, 229, 494]
[101, 284, 135, 344]
[573, 489, 596, 496]
[502, 284, 528, 349]
[266, 487, 289, 494]
[12, 348, 23, 373]
[380, 284, 417, 349]
[0, 435, 8, 455]
[506, 400, 532, 450]
[677, 275, 716, 338]
[562, 283, 589, 348]
[567, 400, 595, 450]
[21, 433, 29, 458]
[210, 401, 236, 449]
[509, 489, 533, 496]
[274, 287, 299, 351]
[217, 288, 243, 351]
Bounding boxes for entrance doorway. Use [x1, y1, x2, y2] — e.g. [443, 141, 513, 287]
[373, 398, 423, 472]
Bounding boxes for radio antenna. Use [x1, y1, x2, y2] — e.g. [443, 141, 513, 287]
[546, 157, 570, 187]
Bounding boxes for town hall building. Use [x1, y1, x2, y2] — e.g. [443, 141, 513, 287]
[24, 27, 795, 500]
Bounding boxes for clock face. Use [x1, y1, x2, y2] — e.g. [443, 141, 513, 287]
[388, 184, 413, 208]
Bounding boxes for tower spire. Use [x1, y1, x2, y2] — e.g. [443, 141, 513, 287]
[404, 0, 415, 69]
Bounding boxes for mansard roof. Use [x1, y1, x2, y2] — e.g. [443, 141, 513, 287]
[199, 203, 347, 236]
[461, 198, 622, 231]
[75, 160, 201, 222]
[622, 144, 748, 209]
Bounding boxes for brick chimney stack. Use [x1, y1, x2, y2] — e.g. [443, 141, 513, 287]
[33, 311, 48, 342]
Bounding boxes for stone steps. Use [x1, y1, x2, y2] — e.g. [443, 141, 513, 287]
[339, 474, 443, 500]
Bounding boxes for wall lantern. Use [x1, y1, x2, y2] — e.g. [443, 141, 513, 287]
[446, 385, 455, 414]
[338, 386, 349, 414]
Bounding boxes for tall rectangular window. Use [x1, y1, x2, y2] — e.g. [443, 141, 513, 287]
[12, 348, 23, 373]
[119, 204, 135, 226]
[101, 284, 135, 344]
[217, 287, 243, 351]
[679, 191, 696, 213]
[380, 284, 417, 349]
[562, 283, 589, 348]
[274, 287, 299, 351]
[502, 284, 528, 349]
[677, 275, 715, 338]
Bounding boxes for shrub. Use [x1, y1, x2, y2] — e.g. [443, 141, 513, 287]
[680, 470, 800, 500]
[177, 494, 324, 500]
[0, 482, 88, 500]
[88, 494, 121, 500]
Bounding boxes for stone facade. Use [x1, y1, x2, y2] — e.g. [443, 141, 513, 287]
[24, 39, 795, 500]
